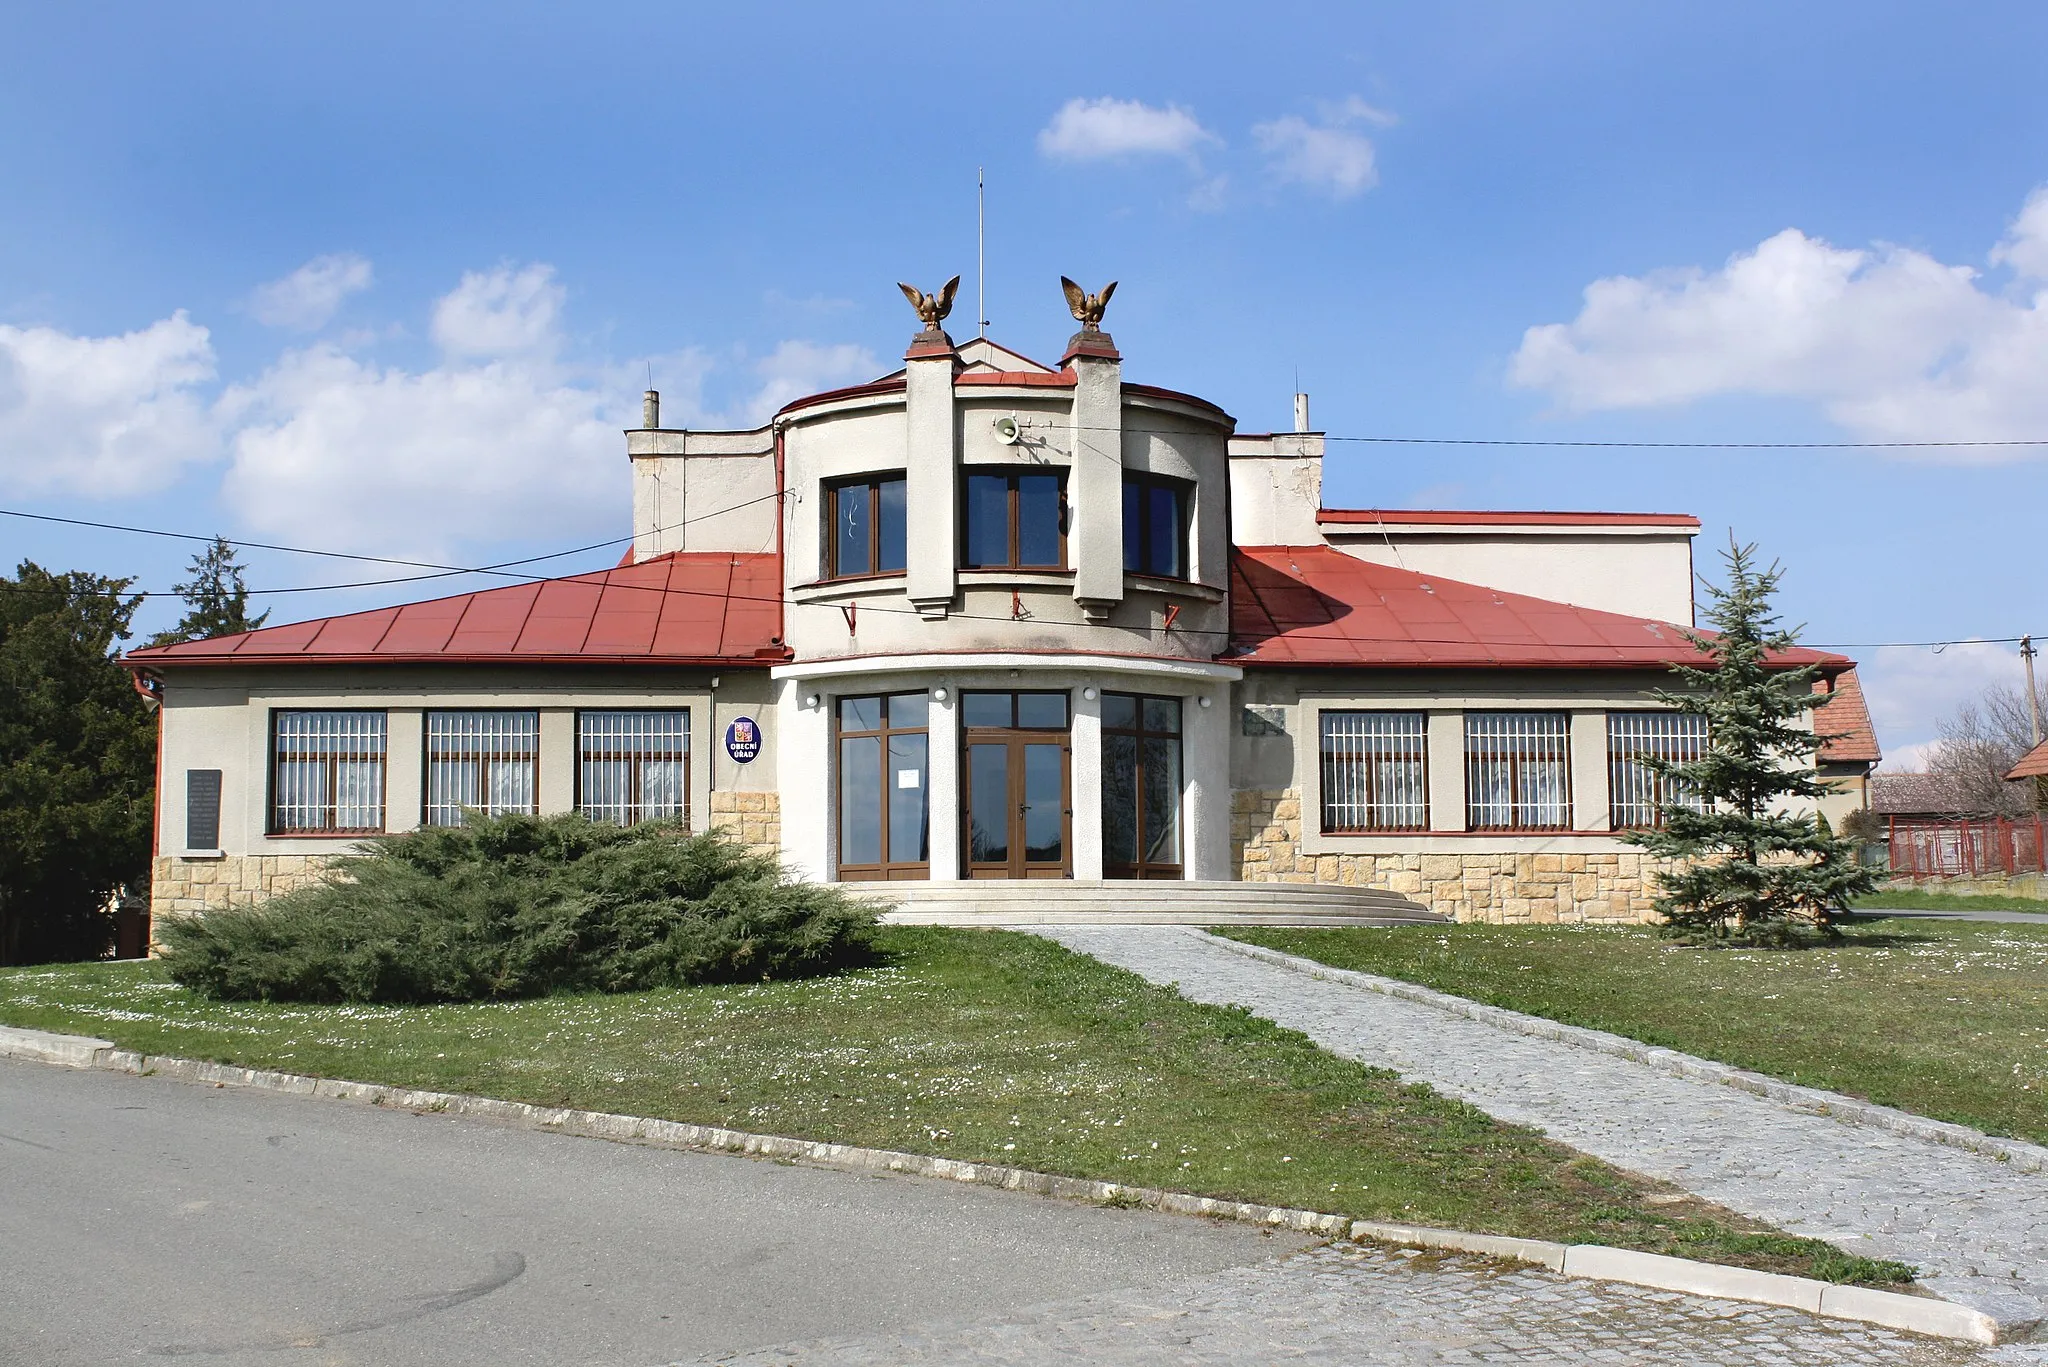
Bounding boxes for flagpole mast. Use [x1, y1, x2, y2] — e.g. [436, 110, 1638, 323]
[977, 167, 988, 339]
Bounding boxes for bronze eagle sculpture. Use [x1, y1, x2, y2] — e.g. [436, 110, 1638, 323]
[897, 276, 960, 330]
[1060, 276, 1117, 329]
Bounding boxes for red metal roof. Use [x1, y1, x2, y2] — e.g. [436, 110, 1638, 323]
[1319, 508, 1702, 529]
[2009, 738, 2048, 781]
[126, 553, 785, 668]
[1228, 545, 1845, 671]
[1813, 668, 1882, 766]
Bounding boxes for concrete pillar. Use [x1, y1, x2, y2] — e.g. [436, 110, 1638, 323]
[539, 709, 576, 816]
[1185, 682, 1232, 879]
[385, 710, 424, 832]
[928, 686, 962, 880]
[1066, 329, 1124, 619]
[904, 328, 960, 619]
[1428, 711, 1467, 831]
[1071, 687, 1103, 879]
[1570, 710, 1611, 831]
[775, 681, 831, 881]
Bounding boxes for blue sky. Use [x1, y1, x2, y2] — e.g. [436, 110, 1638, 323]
[4, 2, 2045, 762]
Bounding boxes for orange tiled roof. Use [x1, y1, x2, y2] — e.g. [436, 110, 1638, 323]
[2009, 738, 2048, 781]
[1813, 667, 1882, 766]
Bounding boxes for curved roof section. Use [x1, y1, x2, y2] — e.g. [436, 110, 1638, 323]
[1228, 544, 1846, 672]
[1319, 509, 1701, 529]
[126, 552, 786, 668]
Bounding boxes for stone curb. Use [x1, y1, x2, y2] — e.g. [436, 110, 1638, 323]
[1195, 928, 2048, 1175]
[0, 1025, 2011, 1344]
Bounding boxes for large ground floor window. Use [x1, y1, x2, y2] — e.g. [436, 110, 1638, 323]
[1319, 710, 1428, 832]
[1102, 693, 1181, 879]
[1465, 712, 1571, 830]
[426, 710, 540, 826]
[271, 709, 387, 834]
[1607, 711, 1708, 829]
[579, 709, 689, 827]
[837, 692, 929, 880]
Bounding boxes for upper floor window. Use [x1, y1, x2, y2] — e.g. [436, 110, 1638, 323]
[1466, 712, 1571, 831]
[426, 710, 539, 826]
[963, 470, 1065, 569]
[1608, 711, 1708, 829]
[1122, 473, 1189, 579]
[825, 474, 906, 579]
[271, 709, 387, 834]
[1320, 711, 1428, 832]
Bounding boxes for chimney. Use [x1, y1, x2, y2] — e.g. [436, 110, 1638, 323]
[642, 389, 660, 429]
[1293, 392, 1310, 434]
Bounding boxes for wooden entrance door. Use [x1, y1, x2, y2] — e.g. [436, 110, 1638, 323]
[962, 691, 1071, 879]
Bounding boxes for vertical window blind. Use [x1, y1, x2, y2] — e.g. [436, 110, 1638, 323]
[425, 711, 539, 826]
[579, 710, 690, 827]
[271, 710, 387, 833]
[1319, 711, 1428, 832]
[1607, 712, 1709, 828]
[1465, 712, 1571, 830]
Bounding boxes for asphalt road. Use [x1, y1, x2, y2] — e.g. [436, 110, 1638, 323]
[1852, 907, 2048, 924]
[0, 1060, 1306, 1367]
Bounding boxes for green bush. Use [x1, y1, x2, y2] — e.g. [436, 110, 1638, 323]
[160, 813, 880, 1003]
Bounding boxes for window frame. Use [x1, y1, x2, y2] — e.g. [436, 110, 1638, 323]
[960, 468, 1068, 571]
[1607, 710, 1709, 830]
[267, 708, 389, 836]
[1101, 692, 1184, 879]
[576, 708, 692, 828]
[1121, 472, 1192, 581]
[423, 709, 541, 828]
[835, 692, 931, 881]
[822, 472, 908, 580]
[1318, 710, 1430, 833]
[1464, 711, 1573, 832]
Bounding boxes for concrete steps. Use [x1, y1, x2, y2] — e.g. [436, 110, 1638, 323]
[845, 879, 1445, 927]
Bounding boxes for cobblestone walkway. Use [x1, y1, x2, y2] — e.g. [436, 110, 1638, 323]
[677, 1243, 1982, 1365]
[1042, 927, 2048, 1332]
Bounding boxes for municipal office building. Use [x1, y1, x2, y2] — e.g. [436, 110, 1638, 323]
[129, 281, 1878, 929]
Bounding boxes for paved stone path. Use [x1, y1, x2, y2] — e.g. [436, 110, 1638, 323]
[678, 1242, 1983, 1365]
[1042, 926, 2048, 1334]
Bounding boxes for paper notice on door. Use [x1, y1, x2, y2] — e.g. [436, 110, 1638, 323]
[896, 770, 921, 789]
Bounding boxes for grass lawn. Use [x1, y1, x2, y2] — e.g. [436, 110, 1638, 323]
[1854, 887, 2046, 913]
[0, 927, 1906, 1285]
[1222, 918, 2048, 1148]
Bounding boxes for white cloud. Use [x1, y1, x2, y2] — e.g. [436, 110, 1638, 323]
[1510, 189, 2048, 456]
[431, 263, 565, 358]
[1252, 97, 1389, 200]
[0, 312, 218, 495]
[247, 253, 373, 330]
[1856, 641, 2027, 762]
[1037, 97, 1219, 164]
[739, 341, 880, 423]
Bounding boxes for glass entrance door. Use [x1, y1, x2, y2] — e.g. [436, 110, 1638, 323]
[962, 691, 1071, 879]
[1102, 693, 1183, 879]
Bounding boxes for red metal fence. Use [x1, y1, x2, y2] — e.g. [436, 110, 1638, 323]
[1888, 816, 2046, 879]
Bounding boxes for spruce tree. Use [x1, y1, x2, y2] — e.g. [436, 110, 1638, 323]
[1627, 540, 1877, 946]
[148, 536, 268, 647]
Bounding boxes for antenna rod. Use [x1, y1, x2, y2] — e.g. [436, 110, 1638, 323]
[978, 167, 988, 338]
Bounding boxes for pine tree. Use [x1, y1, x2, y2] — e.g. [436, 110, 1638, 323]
[1627, 539, 1878, 946]
[148, 536, 268, 647]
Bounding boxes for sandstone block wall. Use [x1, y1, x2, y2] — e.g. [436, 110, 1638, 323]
[149, 853, 338, 942]
[1231, 787, 1668, 925]
[710, 789, 782, 859]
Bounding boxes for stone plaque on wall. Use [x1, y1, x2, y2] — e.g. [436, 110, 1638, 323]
[1241, 704, 1288, 737]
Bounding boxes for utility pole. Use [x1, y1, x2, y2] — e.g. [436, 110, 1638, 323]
[2024, 634, 2042, 748]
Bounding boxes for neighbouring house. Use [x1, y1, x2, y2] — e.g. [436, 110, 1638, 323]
[1812, 668, 1881, 830]
[126, 281, 1860, 933]
[2010, 738, 2048, 811]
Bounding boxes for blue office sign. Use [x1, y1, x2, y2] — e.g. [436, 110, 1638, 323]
[724, 716, 763, 763]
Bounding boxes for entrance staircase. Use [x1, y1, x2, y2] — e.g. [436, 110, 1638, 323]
[845, 879, 1446, 927]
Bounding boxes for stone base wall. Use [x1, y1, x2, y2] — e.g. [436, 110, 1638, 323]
[710, 790, 781, 859]
[149, 853, 340, 941]
[1231, 787, 1668, 925]
[1887, 872, 2045, 900]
